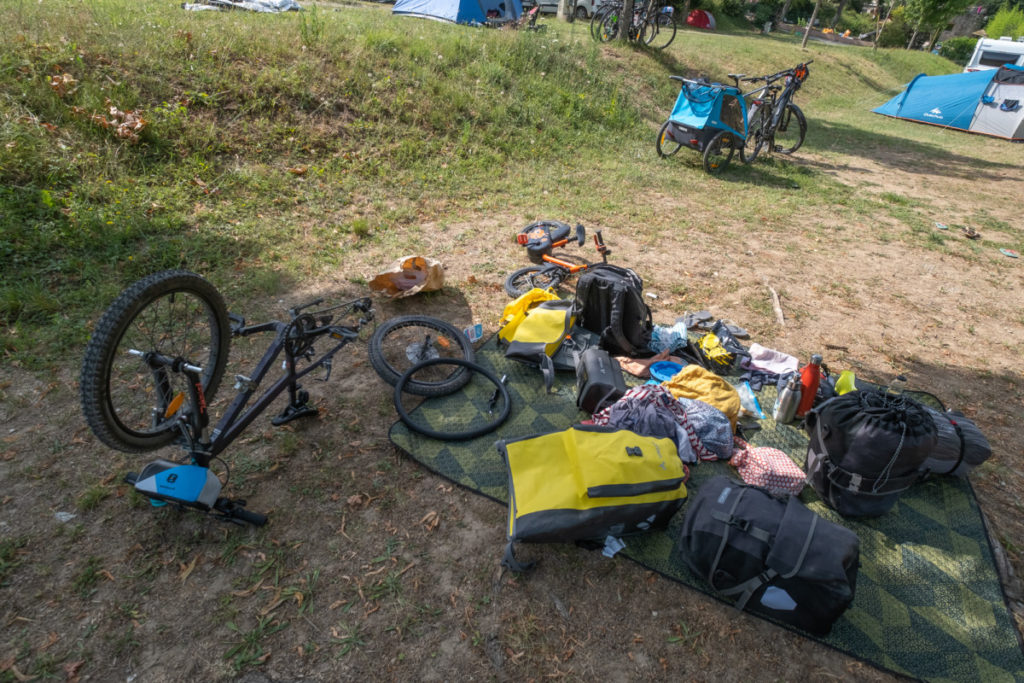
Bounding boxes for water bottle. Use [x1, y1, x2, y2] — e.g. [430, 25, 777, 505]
[887, 374, 907, 395]
[795, 354, 823, 418]
[773, 374, 802, 424]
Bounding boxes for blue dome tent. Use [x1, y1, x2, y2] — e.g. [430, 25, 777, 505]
[393, 0, 522, 24]
[873, 65, 1024, 141]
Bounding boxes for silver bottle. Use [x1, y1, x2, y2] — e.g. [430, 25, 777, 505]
[773, 374, 802, 424]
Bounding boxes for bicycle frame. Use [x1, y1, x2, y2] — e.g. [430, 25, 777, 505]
[138, 297, 372, 466]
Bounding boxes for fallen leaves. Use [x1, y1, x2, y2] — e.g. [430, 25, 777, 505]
[48, 73, 77, 97]
[68, 99, 147, 143]
[419, 510, 440, 532]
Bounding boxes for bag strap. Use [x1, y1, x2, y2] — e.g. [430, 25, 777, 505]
[940, 413, 968, 476]
[502, 541, 535, 572]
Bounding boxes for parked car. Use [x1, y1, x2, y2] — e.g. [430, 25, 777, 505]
[524, 0, 601, 20]
[964, 37, 1024, 72]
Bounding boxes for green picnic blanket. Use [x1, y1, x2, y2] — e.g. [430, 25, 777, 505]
[389, 337, 1024, 681]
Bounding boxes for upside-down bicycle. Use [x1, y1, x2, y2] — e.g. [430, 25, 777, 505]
[504, 220, 611, 297]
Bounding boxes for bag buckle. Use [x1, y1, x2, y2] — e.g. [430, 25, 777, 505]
[727, 516, 750, 532]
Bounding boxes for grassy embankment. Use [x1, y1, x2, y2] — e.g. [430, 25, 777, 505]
[0, 0, 988, 371]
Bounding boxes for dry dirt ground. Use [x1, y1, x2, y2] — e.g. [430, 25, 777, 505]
[2, 143, 1024, 682]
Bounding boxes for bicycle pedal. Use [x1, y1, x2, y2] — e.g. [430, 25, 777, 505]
[271, 403, 318, 426]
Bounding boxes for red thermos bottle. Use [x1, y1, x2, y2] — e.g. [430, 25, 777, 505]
[795, 354, 822, 418]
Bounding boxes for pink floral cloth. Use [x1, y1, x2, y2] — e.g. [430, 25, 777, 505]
[729, 437, 806, 496]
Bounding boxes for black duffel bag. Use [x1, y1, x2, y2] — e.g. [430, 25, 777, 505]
[805, 389, 937, 517]
[676, 476, 859, 635]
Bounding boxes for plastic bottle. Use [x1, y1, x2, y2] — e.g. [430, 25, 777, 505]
[773, 374, 802, 424]
[795, 354, 823, 418]
[887, 374, 907, 395]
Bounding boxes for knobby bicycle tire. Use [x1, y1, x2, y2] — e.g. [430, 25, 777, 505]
[773, 103, 807, 155]
[394, 358, 511, 441]
[368, 316, 475, 397]
[80, 270, 231, 453]
[504, 265, 568, 298]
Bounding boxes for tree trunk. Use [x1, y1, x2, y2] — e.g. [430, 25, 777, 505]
[907, 22, 920, 49]
[926, 26, 942, 52]
[830, 0, 848, 29]
[776, 0, 793, 27]
[800, 0, 822, 49]
[873, 0, 897, 51]
[557, 0, 569, 21]
[619, 0, 635, 43]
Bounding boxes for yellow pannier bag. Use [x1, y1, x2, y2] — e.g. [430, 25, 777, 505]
[498, 287, 561, 337]
[497, 424, 688, 570]
[499, 297, 576, 391]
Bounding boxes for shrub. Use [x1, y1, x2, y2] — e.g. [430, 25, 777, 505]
[985, 4, 1024, 39]
[835, 7, 876, 36]
[939, 36, 979, 64]
[718, 0, 746, 18]
[753, 0, 781, 26]
[877, 5, 913, 47]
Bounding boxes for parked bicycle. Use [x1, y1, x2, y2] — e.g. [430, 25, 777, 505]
[738, 61, 812, 163]
[592, 0, 677, 50]
[504, 220, 611, 297]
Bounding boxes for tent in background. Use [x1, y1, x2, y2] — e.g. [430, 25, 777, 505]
[873, 65, 1024, 141]
[686, 9, 715, 29]
[393, 0, 521, 24]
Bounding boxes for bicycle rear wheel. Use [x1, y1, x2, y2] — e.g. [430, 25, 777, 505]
[643, 13, 676, 49]
[702, 130, 735, 175]
[368, 316, 475, 397]
[80, 270, 231, 453]
[504, 265, 567, 298]
[773, 103, 807, 155]
[394, 358, 511, 441]
[590, 4, 613, 39]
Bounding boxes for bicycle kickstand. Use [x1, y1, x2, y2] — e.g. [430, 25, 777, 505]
[271, 383, 318, 426]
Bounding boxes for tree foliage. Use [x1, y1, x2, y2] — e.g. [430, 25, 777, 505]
[985, 3, 1024, 37]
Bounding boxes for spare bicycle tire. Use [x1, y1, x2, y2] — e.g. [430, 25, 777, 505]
[394, 358, 511, 441]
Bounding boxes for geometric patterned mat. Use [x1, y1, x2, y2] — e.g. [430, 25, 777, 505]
[389, 337, 1024, 681]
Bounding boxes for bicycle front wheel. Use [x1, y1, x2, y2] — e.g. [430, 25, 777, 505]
[368, 316, 475, 397]
[590, 4, 612, 39]
[80, 270, 231, 453]
[643, 13, 676, 49]
[598, 11, 619, 42]
[773, 103, 807, 155]
[504, 265, 567, 298]
[702, 130, 735, 175]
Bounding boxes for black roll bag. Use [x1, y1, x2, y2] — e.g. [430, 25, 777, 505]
[676, 476, 859, 635]
[805, 390, 937, 517]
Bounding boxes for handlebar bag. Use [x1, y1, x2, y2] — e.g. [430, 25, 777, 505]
[498, 425, 687, 571]
[805, 390, 937, 517]
[676, 475, 859, 635]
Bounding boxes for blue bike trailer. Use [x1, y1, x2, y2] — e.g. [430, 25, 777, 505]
[666, 81, 747, 150]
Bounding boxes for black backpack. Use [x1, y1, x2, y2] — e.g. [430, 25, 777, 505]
[573, 264, 653, 357]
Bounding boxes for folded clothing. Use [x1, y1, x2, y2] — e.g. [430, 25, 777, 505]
[663, 364, 741, 430]
[744, 343, 799, 375]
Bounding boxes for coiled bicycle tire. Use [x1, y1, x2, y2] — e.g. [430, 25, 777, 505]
[394, 358, 511, 441]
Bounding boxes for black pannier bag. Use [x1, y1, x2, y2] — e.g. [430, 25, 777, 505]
[676, 476, 859, 635]
[919, 406, 992, 478]
[575, 347, 626, 415]
[573, 264, 653, 357]
[805, 390, 937, 517]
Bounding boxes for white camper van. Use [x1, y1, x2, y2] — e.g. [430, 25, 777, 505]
[964, 37, 1024, 73]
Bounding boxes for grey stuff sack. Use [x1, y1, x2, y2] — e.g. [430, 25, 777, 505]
[676, 475, 859, 636]
[805, 390, 937, 517]
[919, 406, 992, 478]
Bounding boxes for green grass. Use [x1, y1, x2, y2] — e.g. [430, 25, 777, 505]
[0, 0, 1015, 370]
